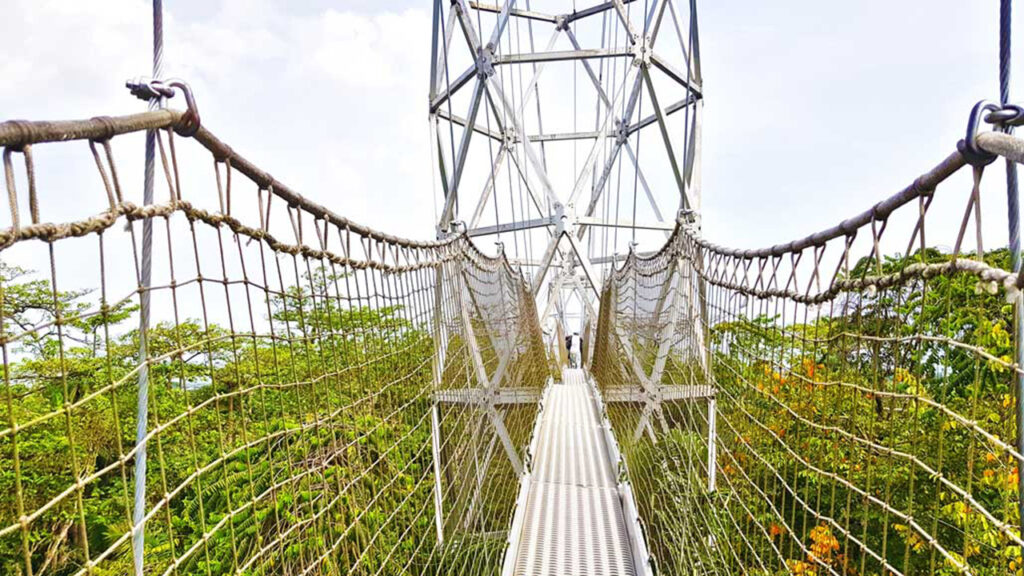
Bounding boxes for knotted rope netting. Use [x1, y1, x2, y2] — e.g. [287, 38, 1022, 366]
[593, 144, 1024, 575]
[0, 110, 546, 576]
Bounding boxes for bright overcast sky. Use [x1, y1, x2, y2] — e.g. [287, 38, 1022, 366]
[0, 0, 1019, 252]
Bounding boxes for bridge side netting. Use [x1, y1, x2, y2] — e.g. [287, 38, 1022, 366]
[593, 153, 1024, 575]
[0, 111, 545, 576]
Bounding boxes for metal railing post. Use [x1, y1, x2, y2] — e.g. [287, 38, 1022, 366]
[431, 260, 447, 546]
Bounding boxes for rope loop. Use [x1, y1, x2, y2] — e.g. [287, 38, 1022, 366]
[87, 116, 118, 143]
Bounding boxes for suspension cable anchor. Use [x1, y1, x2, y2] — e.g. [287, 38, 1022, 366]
[958, 100, 1000, 167]
[125, 78, 202, 137]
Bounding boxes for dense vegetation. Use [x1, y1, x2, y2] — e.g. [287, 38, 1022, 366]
[599, 249, 1023, 576]
[0, 263, 439, 575]
[10, 238, 1020, 576]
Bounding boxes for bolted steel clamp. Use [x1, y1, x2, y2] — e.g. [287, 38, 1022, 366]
[125, 78, 201, 137]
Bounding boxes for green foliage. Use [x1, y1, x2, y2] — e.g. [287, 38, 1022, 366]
[0, 265, 440, 576]
[597, 248, 1024, 576]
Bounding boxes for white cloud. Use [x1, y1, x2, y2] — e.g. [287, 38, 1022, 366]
[1, 0, 1019, 264]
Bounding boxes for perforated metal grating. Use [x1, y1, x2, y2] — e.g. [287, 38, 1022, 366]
[512, 369, 637, 576]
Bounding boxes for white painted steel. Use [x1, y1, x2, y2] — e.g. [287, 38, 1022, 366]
[509, 369, 638, 576]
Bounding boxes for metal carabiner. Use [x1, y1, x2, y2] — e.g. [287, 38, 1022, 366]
[958, 100, 1001, 167]
[164, 79, 201, 137]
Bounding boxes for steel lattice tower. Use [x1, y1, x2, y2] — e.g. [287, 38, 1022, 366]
[429, 0, 703, 335]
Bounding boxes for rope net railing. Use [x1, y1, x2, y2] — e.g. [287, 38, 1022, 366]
[0, 110, 546, 576]
[593, 146, 1024, 575]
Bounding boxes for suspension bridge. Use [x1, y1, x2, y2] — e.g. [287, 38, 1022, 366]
[3, 1, 1024, 575]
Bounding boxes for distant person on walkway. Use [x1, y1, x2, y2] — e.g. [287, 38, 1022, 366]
[569, 332, 581, 369]
[565, 334, 575, 368]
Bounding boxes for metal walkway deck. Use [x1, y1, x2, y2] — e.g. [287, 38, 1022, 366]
[505, 369, 644, 576]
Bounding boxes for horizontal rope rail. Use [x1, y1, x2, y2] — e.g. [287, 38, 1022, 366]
[0, 110, 458, 251]
[0, 110, 548, 576]
[593, 134, 1024, 575]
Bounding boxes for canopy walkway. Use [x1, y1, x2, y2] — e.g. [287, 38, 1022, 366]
[506, 368, 643, 576]
[3, 106, 1024, 576]
[5, 1, 1024, 576]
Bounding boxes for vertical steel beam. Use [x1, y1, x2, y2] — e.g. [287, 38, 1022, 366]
[707, 396, 717, 492]
[431, 404, 446, 543]
[430, 262, 447, 545]
[434, 3, 459, 97]
[684, 98, 703, 217]
[429, 0, 442, 102]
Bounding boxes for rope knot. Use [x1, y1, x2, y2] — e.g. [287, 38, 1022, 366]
[2, 121, 35, 151]
[88, 116, 117, 142]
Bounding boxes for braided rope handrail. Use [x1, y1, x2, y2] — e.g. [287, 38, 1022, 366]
[0, 110, 466, 252]
[593, 132, 1024, 575]
[0, 108, 548, 576]
[685, 134, 1022, 262]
